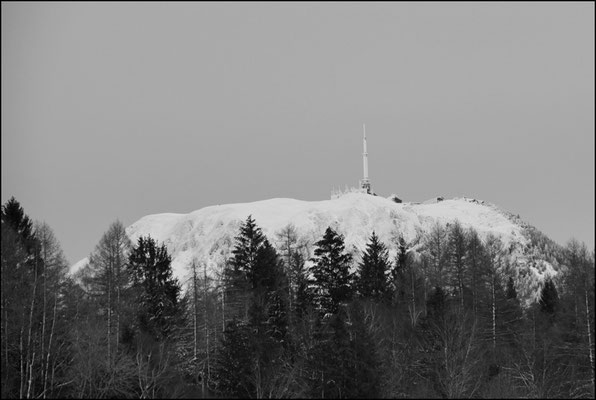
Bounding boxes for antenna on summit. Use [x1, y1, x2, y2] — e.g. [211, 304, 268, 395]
[360, 123, 371, 194]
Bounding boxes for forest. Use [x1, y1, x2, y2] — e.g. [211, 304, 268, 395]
[1, 196, 594, 399]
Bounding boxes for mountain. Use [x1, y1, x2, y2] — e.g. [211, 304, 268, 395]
[70, 192, 563, 307]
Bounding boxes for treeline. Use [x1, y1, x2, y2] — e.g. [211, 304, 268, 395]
[1, 197, 594, 398]
[1, 198, 186, 398]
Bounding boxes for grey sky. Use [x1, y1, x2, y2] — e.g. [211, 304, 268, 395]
[2, 2, 594, 264]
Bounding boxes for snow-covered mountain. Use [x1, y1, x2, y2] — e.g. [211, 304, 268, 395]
[71, 193, 562, 307]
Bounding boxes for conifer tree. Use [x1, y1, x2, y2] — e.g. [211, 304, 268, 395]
[309, 227, 353, 315]
[128, 235, 182, 340]
[392, 235, 410, 302]
[539, 278, 559, 317]
[1, 197, 36, 254]
[357, 231, 390, 302]
[291, 251, 310, 319]
[506, 276, 518, 300]
[501, 275, 523, 352]
[212, 319, 255, 398]
[224, 215, 265, 321]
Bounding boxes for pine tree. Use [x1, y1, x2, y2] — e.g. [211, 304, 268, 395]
[501, 275, 523, 352]
[506, 276, 518, 300]
[1, 197, 36, 254]
[212, 319, 255, 398]
[426, 286, 447, 322]
[539, 278, 559, 316]
[309, 227, 353, 315]
[253, 239, 289, 341]
[1, 198, 71, 399]
[1, 198, 45, 398]
[291, 250, 311, 319]
[128, 235, 182, 340]
[357, 231, 390, 302]
[224, 215, 265, 321]
[391, 235, 409, 303]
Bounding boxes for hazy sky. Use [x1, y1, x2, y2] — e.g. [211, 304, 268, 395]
[2, 2, 594, 264]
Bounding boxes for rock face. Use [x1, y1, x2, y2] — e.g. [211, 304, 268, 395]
[71, 193, 561, 307]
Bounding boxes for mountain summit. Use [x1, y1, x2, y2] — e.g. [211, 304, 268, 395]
[72, 193, 561, 306]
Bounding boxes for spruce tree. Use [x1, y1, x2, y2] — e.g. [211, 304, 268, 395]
[128, 235, 182, 340]
[501, 275, 523, 352]
[309, 227, 353, 315]
[229, 215, 265, 289]
[224, 215, 265, 321]
[506, 276, 518, 300]
[391, 235, 408, 303]
[539, 278, 559, 316]
[292, 251, 311, 319]
[212, 319, 255, 398]
[1, 197, 36, 254]
[253, 238, 288, 341]
[357, 231, 390, 302]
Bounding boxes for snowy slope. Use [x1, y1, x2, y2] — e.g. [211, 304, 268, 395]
[71, 193, 559, 306]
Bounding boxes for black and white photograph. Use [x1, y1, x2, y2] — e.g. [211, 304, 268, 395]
[1, 2, 594, 398]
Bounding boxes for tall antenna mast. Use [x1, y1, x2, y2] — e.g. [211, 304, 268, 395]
[360, 123, 371, 194]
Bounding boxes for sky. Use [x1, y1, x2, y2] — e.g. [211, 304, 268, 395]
[2, 2, 594, 265]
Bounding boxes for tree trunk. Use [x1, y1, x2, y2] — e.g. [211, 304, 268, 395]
[20, 327, 24, 399]
[26, 350, 35, 399]
[107, 258, 112, 369]
[492, 276, 496, 352]
[116, 252, 121, 356]
[410, 268, 416, 324]
[43, 294, 58, 398]
[221, 281, 225, 332]
[25, 265, 38, 399]
[585, 288, 594, 389]
[40, 251, 47, 397]
[192, 262, 198, 362]
[204, 263, 210, 383]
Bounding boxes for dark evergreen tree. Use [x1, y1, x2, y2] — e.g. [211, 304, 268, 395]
[224, 215, 266, 321]
[539, 278, 559, 316]
[291, 251, 311, 319]
[357, 231, 390, 302]
[306, 307, 380, 399]
[212, 319, 255, 398]
[254, 239, 288, 342]
[1, 196, 36, 253]
[391, 235, 409, 305]
[309, 227, 353, 315]
[426, 286, 447, 322]
[128, 235, 182, 340]
[500, 275, 523, 352]
[506, 276, 518, 300]
[229, 215, 265, 290]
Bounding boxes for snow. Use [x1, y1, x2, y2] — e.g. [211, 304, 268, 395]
[70, 192, 556, 306]
[69, 256, 89, 275]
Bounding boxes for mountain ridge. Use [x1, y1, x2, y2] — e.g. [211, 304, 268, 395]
[70, 193, 561, 307]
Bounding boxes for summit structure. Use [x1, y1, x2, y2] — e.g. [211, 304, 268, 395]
[360, 123, 372, 194]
